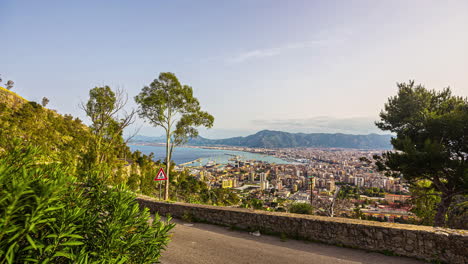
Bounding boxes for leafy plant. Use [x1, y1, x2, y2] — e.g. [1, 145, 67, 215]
[375, 81, 468, 227]
[0, 145, 174, 263]
[289, 203, 314, 215]
[135, 72, 214, 200]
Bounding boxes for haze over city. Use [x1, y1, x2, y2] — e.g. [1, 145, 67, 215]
[2, 0, 468, 138]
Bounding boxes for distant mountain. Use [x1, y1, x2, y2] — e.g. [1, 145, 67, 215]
[132, 130, 393, 149]
[130, 135, 166, 143]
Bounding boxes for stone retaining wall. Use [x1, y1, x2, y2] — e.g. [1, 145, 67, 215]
[137, 196, 468, 264]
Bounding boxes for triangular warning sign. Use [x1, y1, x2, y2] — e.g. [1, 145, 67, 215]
[154, 168, 167, 181]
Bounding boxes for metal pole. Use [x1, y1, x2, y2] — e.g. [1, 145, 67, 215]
[159, 181, 162, 200]
[310, 176, 315, 205]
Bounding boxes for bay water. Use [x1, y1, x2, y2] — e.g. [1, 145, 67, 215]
[128, 145, 291, 166]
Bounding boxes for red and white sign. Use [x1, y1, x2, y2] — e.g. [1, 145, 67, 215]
[154, 168, 167, 181]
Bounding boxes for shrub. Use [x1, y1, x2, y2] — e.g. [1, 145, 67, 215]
[289, 203, 314, 215]
[0, 146, 174, 263]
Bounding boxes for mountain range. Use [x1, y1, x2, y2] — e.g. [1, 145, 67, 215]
[131, 130, 393, 149]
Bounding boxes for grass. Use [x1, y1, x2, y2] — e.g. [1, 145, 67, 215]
[0, 86, 27, 101]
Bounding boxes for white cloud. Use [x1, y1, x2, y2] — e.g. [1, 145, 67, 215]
[226, 39, 340, 64]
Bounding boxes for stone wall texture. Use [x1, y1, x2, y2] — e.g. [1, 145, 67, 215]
[137, 196, 468, 264]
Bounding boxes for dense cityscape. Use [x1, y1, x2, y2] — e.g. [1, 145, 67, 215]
[177, 146, 413, 223]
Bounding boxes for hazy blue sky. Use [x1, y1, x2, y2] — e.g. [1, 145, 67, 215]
[2, 0, 467, 138]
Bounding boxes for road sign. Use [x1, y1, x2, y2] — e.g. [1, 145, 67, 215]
[154, 168, 167, 181]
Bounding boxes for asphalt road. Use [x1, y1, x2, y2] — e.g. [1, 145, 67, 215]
[160, 219, 427, 264]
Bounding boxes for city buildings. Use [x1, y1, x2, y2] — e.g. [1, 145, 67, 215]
[179, 147, 412, 222]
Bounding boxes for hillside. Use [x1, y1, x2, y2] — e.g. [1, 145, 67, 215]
[0, 88, 239, 205]
[0, 86, 27, 109]
[133, 130, 393, 149]
[0, 87, 94, 168]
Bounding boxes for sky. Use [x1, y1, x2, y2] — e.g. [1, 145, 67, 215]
[2, 0, 468, 138]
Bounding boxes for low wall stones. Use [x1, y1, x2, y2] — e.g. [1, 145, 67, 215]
[137, 195, 468, 264]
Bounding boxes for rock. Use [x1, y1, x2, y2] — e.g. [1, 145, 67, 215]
[405, 244, 414, 252]
[376, 231, 384, 240]
[406, 232, 417, 239]
[250, 230, 261, 237]
[425, 240, 433, 249]
[435, 231, 449, 237]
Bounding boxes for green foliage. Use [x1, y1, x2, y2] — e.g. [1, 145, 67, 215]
[241, 197, 264, 210]
[76, 179, 174, 263]
[289, 203, 314, 215]
[81, 86, 135, 168]
[135, 72, 214, 200]
[128, 153, 240, 206]
[85, 86, 117, 128]
[205, 188, 241, 206]
[0, 100, 92, 172]
[410, 180, 441, 226]
[447, 195, 468, 230]
[0, 81, 232, 208]
[375, 81, 468, 227]
[0, 146, 83, 263]
[337, 186, 386, 199]
[0, 86, 26, 109]
[170, 169, 209, 202]
[352, 205, 364, 220]
[135, 72, 214, 146]
[170, 169, 240, 205]
[0, 145, 174, 263]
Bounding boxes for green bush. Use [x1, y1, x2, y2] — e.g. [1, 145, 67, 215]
[0, 146, 174, 263]
[289, 203, 314, 215]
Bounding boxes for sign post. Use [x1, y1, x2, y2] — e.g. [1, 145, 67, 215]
[308, 175, 315, 204]
[154, 168, 167, 200]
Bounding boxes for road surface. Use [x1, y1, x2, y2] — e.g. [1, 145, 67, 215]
[160, 218, 426, 264]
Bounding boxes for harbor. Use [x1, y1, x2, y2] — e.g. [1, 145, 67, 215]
[128, 145, 292, 167]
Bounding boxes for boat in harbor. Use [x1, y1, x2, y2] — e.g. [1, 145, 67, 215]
[228, 155, 241, 162]
[205, 160, 216, 168]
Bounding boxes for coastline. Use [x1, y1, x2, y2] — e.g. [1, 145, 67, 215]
[128, 143, 292, 166]
[128, 142, 279, 157]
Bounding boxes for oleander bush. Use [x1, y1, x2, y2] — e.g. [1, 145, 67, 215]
[0, 146, 174, 263]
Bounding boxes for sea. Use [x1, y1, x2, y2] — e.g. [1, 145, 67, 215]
[128, 145, 291, 166]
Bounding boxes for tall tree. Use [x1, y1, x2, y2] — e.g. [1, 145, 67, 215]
[41, 97, 50, 107]
[0, 74, 14, 90]
[135, 72, 214, 200]
[375, 81, 467, 227]
[81, 86, 136, 166]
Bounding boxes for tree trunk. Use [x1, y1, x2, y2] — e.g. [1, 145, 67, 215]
[164, 133, 170, 200]
[434, 194, 452, 227]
